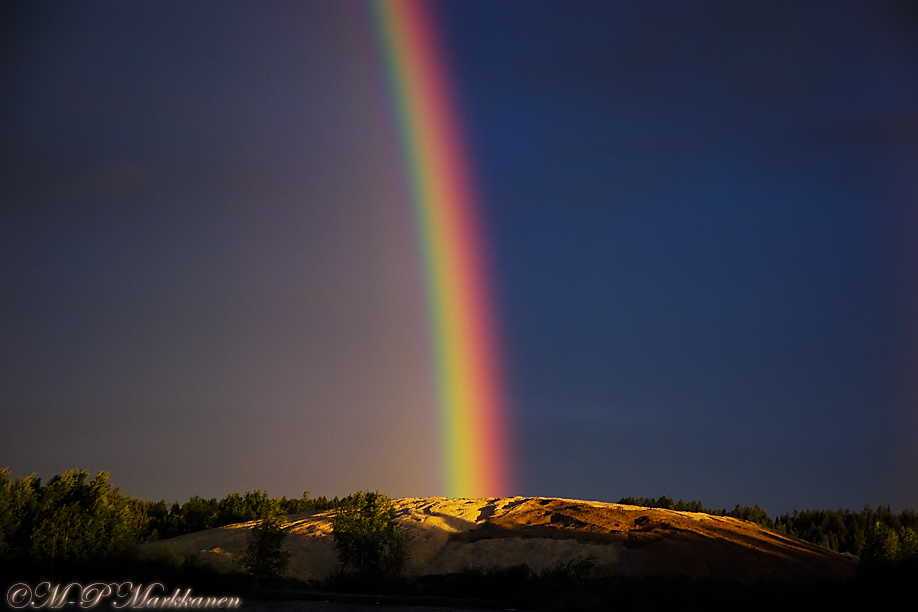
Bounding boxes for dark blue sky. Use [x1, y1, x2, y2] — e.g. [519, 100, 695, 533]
[2, 0, 917, 515]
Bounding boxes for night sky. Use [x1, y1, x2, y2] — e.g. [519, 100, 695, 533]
[3, 0, 918, 515]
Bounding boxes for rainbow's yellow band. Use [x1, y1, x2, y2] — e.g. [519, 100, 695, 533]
[369, 0, 510, 498]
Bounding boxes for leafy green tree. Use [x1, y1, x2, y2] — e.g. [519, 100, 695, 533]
[862, 521, 902, 567]
[852, 528, 867, 556]
[332, 491, 408, 577]
[28, 469, 140, 562]
[899, 527, 918, 560]
[0, 469, 41, 558]
[176, 496, 220, 533]
[240, 513, 291, 585]
[218, 490, 277, 525]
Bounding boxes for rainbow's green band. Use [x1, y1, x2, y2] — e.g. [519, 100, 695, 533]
[368, 0, 510, 498]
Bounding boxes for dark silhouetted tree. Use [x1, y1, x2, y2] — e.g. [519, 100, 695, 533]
[240, 513, 291, 585]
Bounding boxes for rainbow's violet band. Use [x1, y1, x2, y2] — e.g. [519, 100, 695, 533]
[368, 0, 510, 498]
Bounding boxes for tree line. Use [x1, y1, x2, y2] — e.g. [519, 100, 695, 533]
[3, 467, 916, 571]
[619, 495, 775, 525]
[140, 488, 335, 541]
[618, 495, 918, 566]
[0, 467, 410, 592]
[0, 468, 334, 564]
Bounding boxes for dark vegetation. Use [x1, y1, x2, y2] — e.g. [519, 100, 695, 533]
[618, 495, 918, 566]
[0, 467, 333, 593]
[240, 513, 291, 586]
[330, 490, 409, 578]
[1, 468, 916, 610]
[140, 486, 335, 542]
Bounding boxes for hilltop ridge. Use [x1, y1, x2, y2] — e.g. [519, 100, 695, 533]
[140, 496, 857, 583]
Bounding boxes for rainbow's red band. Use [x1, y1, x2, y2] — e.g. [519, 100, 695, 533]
[369, 0, 510, 498]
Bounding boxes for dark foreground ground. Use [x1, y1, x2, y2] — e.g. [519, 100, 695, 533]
[4, 557, 917, 612]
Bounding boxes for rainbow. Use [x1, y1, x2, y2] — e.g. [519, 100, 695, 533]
[367, 0, 511, 498]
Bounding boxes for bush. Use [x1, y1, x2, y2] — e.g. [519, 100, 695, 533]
[332, 491, 408, 578]
[240, 514, 291, 585]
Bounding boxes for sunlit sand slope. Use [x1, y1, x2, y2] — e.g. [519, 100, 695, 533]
[139, 497, 857, 582]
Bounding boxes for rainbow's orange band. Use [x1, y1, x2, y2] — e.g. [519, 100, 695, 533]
[369, 0, 510, 498]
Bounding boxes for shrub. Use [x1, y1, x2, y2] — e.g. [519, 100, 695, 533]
[240, 514, 291, 585]
[332, 491, 408, 578]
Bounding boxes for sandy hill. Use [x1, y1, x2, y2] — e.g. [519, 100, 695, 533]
[139, 497, 857, 583]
